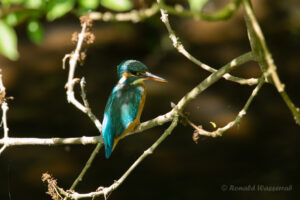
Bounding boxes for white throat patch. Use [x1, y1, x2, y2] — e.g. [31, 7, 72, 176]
[118, 76, 127, 84]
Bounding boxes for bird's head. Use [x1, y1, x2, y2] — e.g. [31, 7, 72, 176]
[117, 60, 167, 84]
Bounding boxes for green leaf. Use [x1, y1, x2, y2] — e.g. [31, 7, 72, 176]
[5, 10, 40, 27]
[27, 20, 44, 44]
[5, 13, 19, 26]
[188, 0, 208, 11]
[25, 0, 45, 9]
[100, 0, 132, 12]
[0, 20, 19, 60]
[1, 0, 25, 6]
[79, 0, 100, 10]
[46, 0, 75, 21]
[210, 121, 217, 128]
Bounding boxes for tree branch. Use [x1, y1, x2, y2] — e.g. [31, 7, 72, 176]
[0, 136, 102, 146]
[87, 0, 242, 23]
[0, 51, 255, 147]
[52, 117, 179, 199]
[64, 20, 88, 113]
[0, 1, 297, 199]
[242, 0, 300, 125]
[159, 2, 258, 86]
[175, 52, 255, 112]
[14, 44, 254, 198]
[80, 78, 102, 131]
[88, 3, 159, 23]
[159, 0, 242, 21]
[69, 143, 103, 191]
[0, 68, 9, 155]
[190, 76, 265, 139]
[62, 18, 104, 198]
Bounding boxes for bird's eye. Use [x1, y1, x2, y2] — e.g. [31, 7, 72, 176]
[130, 71, 142, 76]
[129, 70, 136, 75]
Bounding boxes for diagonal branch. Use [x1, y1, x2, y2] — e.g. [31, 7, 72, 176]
[158, 2, 258, 86]
[0, 50, 255, 147]
[0, 143, 7, 154]
[242, 0, 300, 125]
[189, 76, 265, 139]
[51, 117, 179, 199]
[175, 52, 255, 112]
[45, 46, 253, 198]
[69, 143, 103, 191]
[49, 52, 260, 197]
[80, 78, 102, 131]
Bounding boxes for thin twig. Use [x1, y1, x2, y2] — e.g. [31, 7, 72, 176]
[63, 18, 102, 132]
[159, 0, 242, 21]
[70, 143, 103, 190]
[211, 76, 265, 135]
[182, 115, 218, 137]
[1, 101, 9, 138]
[80, 78, 102, 131]
[175, 52, 255, 112]
[0, 68, 9, 155]
[62, 54, 71, 70]
[279, 91, 300, 125]
[62, 78, 104, 195]
[62, 18, 104, 199]
[88, 3, 159, 23]
[55, 117, 179, 199]
[61, 79, 104, 196]
[159, 2, 258, 86]
[88, 0, 241, 22]
[242, 0, 300, 125]
[0, 144, 7, 154]
[190, 76, 265, 139]
[64, 20, 88, 113]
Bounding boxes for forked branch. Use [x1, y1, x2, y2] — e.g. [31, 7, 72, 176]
[0, 69, 9, 155]
[242, 0, 300, 125]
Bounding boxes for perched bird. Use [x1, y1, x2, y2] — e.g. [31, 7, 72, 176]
[102, 60, 167, 158]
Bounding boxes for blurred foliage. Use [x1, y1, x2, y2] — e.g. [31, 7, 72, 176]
[46, 0, 76, 21]
[0, 19, 19, 60]
[0, 0, 134, 60]
[188, 0, 208, 11]
[78, 0, 100, 11]
[26, 19, 44, 44]
[100, 0, 133, 11]
[0, 0, 218, 60]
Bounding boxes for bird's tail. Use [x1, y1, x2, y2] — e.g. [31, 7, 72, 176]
[104, 142, 113, 158]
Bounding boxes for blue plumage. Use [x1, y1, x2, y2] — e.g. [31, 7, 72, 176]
[101, 60, 166, 158]
[102, 78, 144, 158]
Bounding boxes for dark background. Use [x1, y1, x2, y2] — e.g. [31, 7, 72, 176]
[0, 0, 299, 199]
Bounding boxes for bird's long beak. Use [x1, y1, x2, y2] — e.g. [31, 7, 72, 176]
[144, 72, 167, 83]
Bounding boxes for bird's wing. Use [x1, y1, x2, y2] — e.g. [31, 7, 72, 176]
[102, 85, 143, 158]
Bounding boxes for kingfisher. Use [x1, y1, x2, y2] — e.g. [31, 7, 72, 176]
[102, 60, 167, 158]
